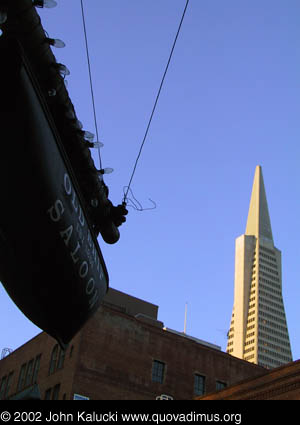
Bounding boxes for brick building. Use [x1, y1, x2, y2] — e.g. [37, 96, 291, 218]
[0, 289, 265, 400]
[197, 359, 300, 400]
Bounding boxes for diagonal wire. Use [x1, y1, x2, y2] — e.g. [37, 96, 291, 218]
[80, 0, 102, 169]
[123, 0, 190, 204]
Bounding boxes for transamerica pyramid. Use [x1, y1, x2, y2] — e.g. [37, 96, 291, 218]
[226, 166, 292, 369]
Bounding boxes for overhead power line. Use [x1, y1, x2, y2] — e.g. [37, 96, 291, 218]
[80, 0, 102, 169]
[123, 0, 190, 205]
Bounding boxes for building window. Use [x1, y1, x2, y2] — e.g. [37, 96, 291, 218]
[0, 376, 7, 400]
[57, 349, 65, 370]
[32, 355, 41, 383]
[3, 372, 13, 400]
[49, 345, 65, 374]
[17, 354, 42, 391]
[17, 364, 27, 392]
[216, 381, 227, 391]
[45, 384, 61, 400]
[52, 384, 60, 400]
[194, 374, 206, 396]
[24, 359, 34, 387]
[44, 388, 52, 400]
[49, 344, 59, 375]
[152, 360, 165, 384]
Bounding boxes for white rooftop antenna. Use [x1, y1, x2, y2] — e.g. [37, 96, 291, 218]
[183, 302, 188, 334]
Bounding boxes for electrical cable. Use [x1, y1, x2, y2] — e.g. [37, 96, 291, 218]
[123, 0, 190, 204]
[80, 0, 102, 169]
[123, 187, 157, 211]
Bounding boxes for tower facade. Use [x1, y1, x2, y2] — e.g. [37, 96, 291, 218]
[227, 166, 292, 369]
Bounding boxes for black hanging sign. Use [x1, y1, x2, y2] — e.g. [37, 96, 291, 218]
[0, 39, 108, 348]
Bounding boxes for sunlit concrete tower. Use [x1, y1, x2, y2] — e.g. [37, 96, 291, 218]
[226, 166, 292, 369]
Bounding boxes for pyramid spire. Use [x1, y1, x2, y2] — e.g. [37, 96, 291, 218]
[245, 165, 273, 242]
[227, 166, 293, 368]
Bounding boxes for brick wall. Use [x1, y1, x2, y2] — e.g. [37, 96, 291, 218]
[71, 304, 265, 400]
[197, 359, 300, 399]
[0, 301, 266, 400]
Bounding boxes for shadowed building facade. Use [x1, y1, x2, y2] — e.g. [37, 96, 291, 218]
[226, 166, 292, 368]
[0, 289, 265, 400]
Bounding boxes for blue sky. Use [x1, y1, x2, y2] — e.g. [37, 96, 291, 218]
[1, 0, 299, 362]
